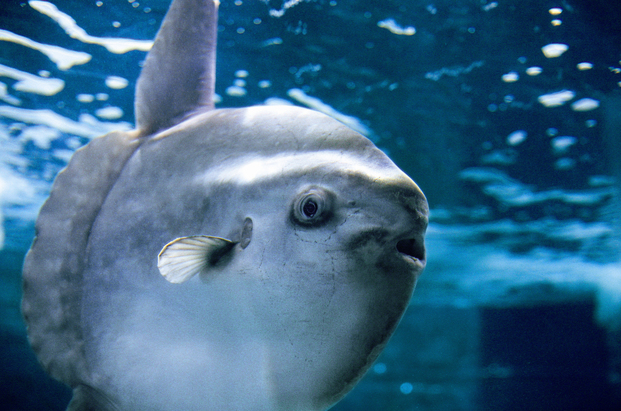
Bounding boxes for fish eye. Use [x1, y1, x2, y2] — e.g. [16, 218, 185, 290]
[292, 187, 333, 226]
[302, 199, 318, 218]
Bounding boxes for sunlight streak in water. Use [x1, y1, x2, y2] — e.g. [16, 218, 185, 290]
[0, 63, 64, 96]
[0, 29, 91, 70]
[29, 0, 153, 54]
[0, 105, 131, 138]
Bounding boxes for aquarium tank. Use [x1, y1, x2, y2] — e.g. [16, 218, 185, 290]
[1, 0, 620, 410]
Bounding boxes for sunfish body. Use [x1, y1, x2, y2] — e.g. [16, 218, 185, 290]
[21, 1, 428, 410]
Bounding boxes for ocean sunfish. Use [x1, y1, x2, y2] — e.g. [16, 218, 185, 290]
[22, 0, 428, 410]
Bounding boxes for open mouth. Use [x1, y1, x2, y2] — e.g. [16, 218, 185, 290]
[396, 238, 425, 263]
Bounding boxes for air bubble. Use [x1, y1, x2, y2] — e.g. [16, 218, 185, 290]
[400, 382, 413, 395]
[373, 363, 387, 374]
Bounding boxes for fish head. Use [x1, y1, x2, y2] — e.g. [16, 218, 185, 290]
[161, 104, 429, 408]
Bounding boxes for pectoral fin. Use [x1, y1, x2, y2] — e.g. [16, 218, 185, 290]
[157, 236, 235, 283]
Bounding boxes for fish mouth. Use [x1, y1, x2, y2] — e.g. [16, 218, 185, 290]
[395, 237, 426, 268]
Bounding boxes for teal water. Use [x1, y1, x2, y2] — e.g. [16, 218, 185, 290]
[1, 0, 620, 409]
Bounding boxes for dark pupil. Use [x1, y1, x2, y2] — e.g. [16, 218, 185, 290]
[302, 200, 318, 218]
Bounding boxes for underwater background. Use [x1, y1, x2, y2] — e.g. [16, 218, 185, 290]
[1, 0, 620, 409]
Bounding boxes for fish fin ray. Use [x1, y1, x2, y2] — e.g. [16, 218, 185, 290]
[158, 235, 234, 283]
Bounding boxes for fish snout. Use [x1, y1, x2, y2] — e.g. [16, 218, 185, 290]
[391, 182, 428, 270]
[395, 231, 427, 273]
[396, 235, 426, 264]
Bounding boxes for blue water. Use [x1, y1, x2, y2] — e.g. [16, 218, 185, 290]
[1, 0, 620, 409]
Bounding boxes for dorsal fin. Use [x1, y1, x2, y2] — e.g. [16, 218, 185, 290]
[135, 0, 219, 136]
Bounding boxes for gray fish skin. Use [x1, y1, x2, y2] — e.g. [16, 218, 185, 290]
[21, 1, 429, 410]
[135, 0, 218, 134]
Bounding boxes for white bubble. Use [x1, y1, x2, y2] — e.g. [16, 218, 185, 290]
[551, 136, 577, 154]
[234, 79, 246, 87]
[541, 43, 568, 58]
[546, 128, 558, 137]
[260, 37, 282, 47]
[571, 98, 599, 112]
[235, 70, 249, 78]
[258, 80, 271, 88]
[483, 2, 498, 11]
[95, 106, 123, 120]
[538, 90, 575, 107]
[585, 119, 597, 128]
[526, 66, 542, 76]
[105, 75, 129, 89]
[549, 7, 562, 15]
[76, 93, 94, 103]
[501, 72, 519, 83]
[507, 130, 527, 146]
[96, 93, 109, 101]
[225, 86, 247, 97]
[400, 382, 413, 395]
[551, 19, 562, 26]
[577, 62, 593, 71]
